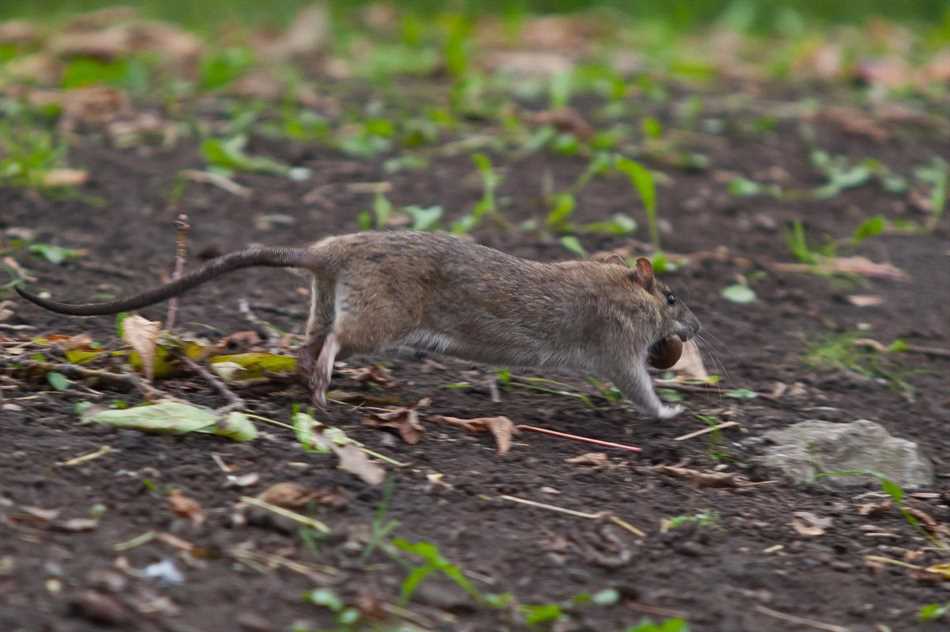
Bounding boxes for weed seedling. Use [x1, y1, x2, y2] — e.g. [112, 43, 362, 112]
[661, 511, 718, 532]
[615, 157, 661, 248]
[626, 618, 690, 632]
[915, 157, 947, 230]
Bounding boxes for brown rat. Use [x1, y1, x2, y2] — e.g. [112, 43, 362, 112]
[16, 231, 701, 419]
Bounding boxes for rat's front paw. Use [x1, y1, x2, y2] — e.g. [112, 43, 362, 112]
[656, 404, 684, 420]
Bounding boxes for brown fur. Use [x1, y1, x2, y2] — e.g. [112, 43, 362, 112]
[17, 231, 701, 419]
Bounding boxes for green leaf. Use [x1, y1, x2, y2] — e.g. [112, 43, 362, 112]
[372, 192, 393, 229]
[64, 349, 104, 365]
[201, 136, 297, 177]
[581, 213, 637, 236]
[658, 388, 684, 402]
[615, 157, 659, 247]
[546, 193, 576, 231]
[878, 477, 904, 504]
[209, 353, 297, 380]
[851, 215, 886, 244]
[28, 243, 82, 265]
[199, 47, 253, 91]
[560, 235, 587, 258]
[83, 401, 215, 434]
[724, 388, 758, 399]
[918, 603, 949, 622]
[46, 371, 71, 391]
[642, 116, 663, 140]
[721, 284, 756, 304]
[728, 177, 762, 197]
[591, 588, 620, 606]
[305, 588, 344, 612]
[292, 411, 330, 453]
[522, 603, 563, 625]
[404, 205, 443, 231]
[215, 412, 258, 442]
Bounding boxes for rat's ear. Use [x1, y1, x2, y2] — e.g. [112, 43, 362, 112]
[631, 257, 655, 291]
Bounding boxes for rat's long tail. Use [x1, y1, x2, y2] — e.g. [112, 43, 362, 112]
[16, 246, 315, 316]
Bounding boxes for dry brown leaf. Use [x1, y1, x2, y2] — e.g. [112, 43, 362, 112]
[121, 314, 161, 381]
[432, 415, 516, 455]
[670, 339, 709, 380]
[41, 169, 88, 188]
[265, 4, 329, 60]
[362, 398, 425, 444]
[791, 511, 831, 537]
[857, 500, 892, 517]
[565, 452, 609, 467]
[167, 490, 204, 526]
[257, 481, 347, 508]
[335, 444, 385, 486]
[653, 465, 751, 488]
[340, 365, 396, 388]
[0, 20, 40, 46]
[60, 86, 130, 127]
[483, 50, 574, 79]
[773, 256, 908, 281]
[525, 108, 594, 140]
[817, 106, 888, 142]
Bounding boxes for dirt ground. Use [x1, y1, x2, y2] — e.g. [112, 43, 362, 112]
[2, 74, 950, 631]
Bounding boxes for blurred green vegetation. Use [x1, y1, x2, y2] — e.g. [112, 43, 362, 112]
[1, 0, 948, 31]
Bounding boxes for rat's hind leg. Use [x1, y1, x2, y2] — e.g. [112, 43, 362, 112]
[310, 332, 341, 407]
[608, 362, 683, 420]
[298, 276, 337, 407]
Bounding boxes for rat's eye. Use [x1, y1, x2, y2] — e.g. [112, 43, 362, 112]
[666, 292, 677, 306]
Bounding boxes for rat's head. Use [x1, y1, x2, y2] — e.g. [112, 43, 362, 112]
[629, 257, 701, 343]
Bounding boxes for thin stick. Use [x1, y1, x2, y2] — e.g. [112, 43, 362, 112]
[239, 496, 330, 533]
[238, 298, 284, 346]
[517, 425, 641, 453]
[499, 494, 646, 537]
[58, 445, 114, 467]
[165, 213, 189, 331]
[906, 344, 950, 360]
[753, 606, 850, 632]
[177, 353, 245, 412]
[9, 359, 163, 400]
[674, 421, 740, 441]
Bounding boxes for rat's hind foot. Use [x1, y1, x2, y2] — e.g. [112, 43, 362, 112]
[655, 403, 684, 420]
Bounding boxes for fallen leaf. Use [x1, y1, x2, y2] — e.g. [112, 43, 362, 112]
[167, 490, 204, 526]
[335, 444, 385, 486]
[431, 415, 517, 455]
[525, 108, 594, 140]
[121, 314, 161, 381]
[362, 400, 426, 445]
[773, 256, 909, 281]
[257, 482, 346, 508]
[264, 3, 329, 60]
[340, 365, 396, 388]
[791, 511, 832, 537]
[83, 400, 256, 442]
[670, 339, 709, 380]
[53, 518, 99, 532]
[653, 465, 758, 488]
[565, 452, 608, 466]
[857, 500, 892, 517]
[41, 169, 88, 188]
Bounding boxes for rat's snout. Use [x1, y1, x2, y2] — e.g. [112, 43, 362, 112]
[675, 315, 702, 341]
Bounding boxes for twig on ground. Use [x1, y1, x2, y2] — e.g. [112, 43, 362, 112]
[626, 602, 689, 619]
[238, 496, 330, 533]
[0, 323, 37, 331]
[165, 213, 190, 331]
[674, 421, 740, 441]
[905, 344, 950, 360]
[753, 605, 850, 632]
[176, 353, 245, 413]
[57, 445, 114, 467]
[180, 169, 252, 198]
[238, 298, 284, 346]
[499, 494, 646, 537]
[517, 425, 641, 453]
[9, 359, 163, 400]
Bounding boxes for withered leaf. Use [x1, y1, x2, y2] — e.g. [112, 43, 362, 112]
[432, 415, 517, 455]
[167, 489, 205, 526]
[121, 314, 161, 382]
[791, 511, 832, 537]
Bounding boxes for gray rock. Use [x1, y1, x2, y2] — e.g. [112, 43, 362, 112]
[757, 419, 933, 489]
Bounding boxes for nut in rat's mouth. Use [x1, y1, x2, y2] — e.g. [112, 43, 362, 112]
[648, 335, 684, 369]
